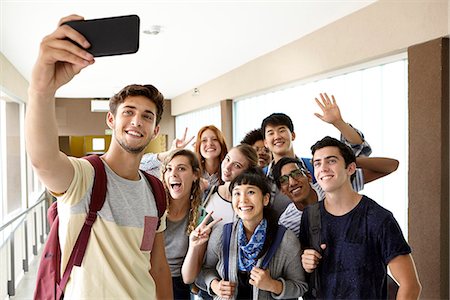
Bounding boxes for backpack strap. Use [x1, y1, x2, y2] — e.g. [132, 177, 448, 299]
[221, 223, 286, 281]
[260, 225, 287, 269]
[307, 202, 322, 298]
[222, 222, 233, 281]
[34, 200, 63, 300]
[308, 202, 321, 252]
[60, 155, 107, 292]
[201, 185, 218, 208]
[141, 171, 167, 228]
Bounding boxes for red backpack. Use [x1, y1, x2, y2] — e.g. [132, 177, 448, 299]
[33, 155, 167, 300]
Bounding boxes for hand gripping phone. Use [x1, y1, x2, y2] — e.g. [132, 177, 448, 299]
[63, 15, 140, 57]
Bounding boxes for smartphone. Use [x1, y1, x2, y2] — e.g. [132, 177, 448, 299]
[63, 15, 140, 57]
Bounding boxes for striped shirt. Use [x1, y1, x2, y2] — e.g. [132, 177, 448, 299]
[140, 153, 162, 178]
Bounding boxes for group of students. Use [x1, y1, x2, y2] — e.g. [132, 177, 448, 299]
[26, 14, 421, 300]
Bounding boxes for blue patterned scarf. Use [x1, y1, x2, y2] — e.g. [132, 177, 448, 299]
[237, 218, 267, 272]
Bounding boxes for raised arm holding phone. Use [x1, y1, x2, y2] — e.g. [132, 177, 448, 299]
[26, 15, 172, 299]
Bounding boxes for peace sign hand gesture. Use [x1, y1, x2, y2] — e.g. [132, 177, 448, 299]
[169, 127, 195, 151]
[189, 211, 222, 248]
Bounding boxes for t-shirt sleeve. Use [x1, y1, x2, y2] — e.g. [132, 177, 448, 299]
[340, 123, 372, 157]
[55, 157, 94, 206]
[378, 213, 412, 265]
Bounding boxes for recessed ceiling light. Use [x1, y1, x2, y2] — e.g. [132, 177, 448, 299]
[143, 25, 162, 35]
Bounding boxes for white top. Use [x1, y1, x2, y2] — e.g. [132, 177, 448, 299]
[203, 186, 235, 226]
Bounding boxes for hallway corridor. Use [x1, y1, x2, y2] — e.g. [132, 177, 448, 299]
[10, 251, 40, 300]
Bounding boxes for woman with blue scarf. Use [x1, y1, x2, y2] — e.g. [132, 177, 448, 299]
[200, 169, 308, 299]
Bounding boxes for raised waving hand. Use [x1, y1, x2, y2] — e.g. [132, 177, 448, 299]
[314, 93, 343, 125]
[314, 93, 363, 145]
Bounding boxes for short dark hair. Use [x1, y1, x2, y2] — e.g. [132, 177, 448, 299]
[311, 136, 356, 167]
[109, 84, 165, 125]
[229, 167, 271, 195]
[229, 168, 277, 259]
[241, 128, 264, 146]
[272, 157, 308, 189]
[260, 113, 294, 138]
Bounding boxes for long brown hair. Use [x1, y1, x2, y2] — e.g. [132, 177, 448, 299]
[194, 125, 228, 184]
[161, 149, 202, 235]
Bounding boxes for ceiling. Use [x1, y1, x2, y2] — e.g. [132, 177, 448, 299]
[1, 0, 375, 99]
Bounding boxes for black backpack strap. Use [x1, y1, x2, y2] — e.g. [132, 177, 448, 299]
[261, 225, 287, 269]
[142, 171, 167, 228]
[308, 203, 321, 252]
[202, 185, 218, 207]
[307, 202, 322, 298]
[60, 155, 107, 291]
[222, 222, 233, 281]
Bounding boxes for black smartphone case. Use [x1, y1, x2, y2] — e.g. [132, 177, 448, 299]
[63, 15, 140, 57]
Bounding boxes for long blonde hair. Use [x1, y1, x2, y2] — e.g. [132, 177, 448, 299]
[162, 149, 202, 235]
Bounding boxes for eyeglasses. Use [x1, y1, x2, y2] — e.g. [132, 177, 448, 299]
[278, 168, 306, 186]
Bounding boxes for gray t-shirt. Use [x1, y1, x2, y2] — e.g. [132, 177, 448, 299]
[164, 214, 190, 277]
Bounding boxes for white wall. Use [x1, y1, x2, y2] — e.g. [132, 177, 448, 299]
[171, 0, 448, 116]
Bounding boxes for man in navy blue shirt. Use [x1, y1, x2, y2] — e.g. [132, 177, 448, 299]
[300, 136, 421, 299]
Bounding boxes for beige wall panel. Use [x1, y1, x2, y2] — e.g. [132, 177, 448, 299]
[54, 98, 174, 148]
[408, 37, 449, 299]
[0, 53, 28, 101]
[56, 98, 108, 136]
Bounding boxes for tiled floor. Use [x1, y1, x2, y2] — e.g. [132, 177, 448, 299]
[10, 251, 40, 300]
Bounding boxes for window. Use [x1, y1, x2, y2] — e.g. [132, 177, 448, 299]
[92, 138, 105, 151]
[0, 91, 29, 224]
[175, 104, 221, 147]
[234, 55, 409, 237]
